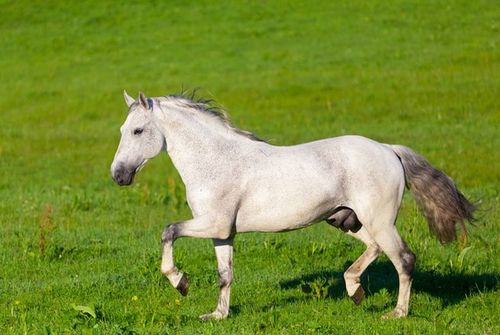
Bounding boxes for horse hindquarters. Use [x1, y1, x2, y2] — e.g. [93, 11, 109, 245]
[358, 143, 475, 318]
[338, 142, 415, 318]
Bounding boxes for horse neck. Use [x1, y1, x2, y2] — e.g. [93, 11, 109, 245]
[153, 102, 255, 185]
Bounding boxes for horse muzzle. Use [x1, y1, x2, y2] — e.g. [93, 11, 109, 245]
[112, 164, 136, 186]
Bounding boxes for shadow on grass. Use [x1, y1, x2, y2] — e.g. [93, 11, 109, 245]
[279, 261, 498, 307]
[231, 296, 310, 316]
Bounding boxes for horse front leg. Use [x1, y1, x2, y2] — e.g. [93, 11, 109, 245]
[200, 238, 234, 321]
[160, 217, 234, 306]
[160, 223, 189, 295]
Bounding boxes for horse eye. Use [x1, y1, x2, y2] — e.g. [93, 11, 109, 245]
[133, 128, 144, 135]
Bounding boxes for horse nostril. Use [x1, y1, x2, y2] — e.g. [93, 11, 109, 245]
[112, 166, 134, 186]
[112, 167, 125, 184]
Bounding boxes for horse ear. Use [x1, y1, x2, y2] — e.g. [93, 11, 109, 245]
[123, 90, 135, 107]
[138, 92, 148, 109]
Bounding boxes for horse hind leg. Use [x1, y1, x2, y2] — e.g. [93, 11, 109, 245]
[343, 226, 381, 305]
[369, 223, 416, 319]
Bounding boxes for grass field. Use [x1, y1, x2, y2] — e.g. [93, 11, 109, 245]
[0, 0, 498, 334]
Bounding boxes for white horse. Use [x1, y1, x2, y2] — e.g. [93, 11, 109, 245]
[111, 91, 475, 320]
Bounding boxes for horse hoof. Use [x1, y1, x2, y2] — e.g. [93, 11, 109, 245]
[382, 308, 407, 320]
[176, 273, 189, 296]
[199, 311, 227, 321]
[350, 286, 365, 305]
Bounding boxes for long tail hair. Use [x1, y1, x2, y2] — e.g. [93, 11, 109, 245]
[390, 145, 476, 244]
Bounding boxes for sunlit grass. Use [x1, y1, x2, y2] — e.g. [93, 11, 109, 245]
[0, 0, 498, 334]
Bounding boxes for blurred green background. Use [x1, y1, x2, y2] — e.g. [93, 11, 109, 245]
[0, 1, 498, 334]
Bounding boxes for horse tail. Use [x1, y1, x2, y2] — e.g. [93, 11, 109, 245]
[389, 144, 476, 244]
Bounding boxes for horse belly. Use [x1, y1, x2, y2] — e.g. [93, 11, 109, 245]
[235, 178, 341, 233]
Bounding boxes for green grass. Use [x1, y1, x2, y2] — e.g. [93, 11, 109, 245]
[0, 0, 498, 334]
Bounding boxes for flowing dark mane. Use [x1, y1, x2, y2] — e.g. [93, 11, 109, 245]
[164, 92, 266, 142]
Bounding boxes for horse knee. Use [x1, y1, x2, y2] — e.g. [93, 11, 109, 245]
[161, 224, 178, 243]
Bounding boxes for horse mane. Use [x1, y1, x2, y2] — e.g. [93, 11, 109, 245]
[163, 91, 266, 142]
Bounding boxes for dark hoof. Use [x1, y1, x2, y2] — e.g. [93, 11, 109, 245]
[350, 286, 365, 305]
[176, 273, 189, 296]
